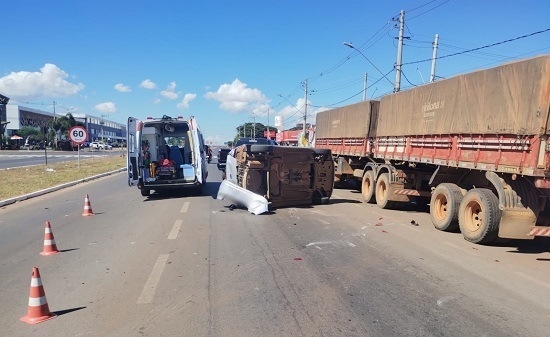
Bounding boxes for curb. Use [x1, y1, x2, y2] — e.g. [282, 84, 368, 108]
[0, 168, 127, 208]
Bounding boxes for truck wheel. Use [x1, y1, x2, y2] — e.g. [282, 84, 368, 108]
[375, 173, 395, 209]
[361, 170, 376, 203]
[430, 183, 463, 232]
[458, 188, 501, 244]
[140, 189, 150, 197]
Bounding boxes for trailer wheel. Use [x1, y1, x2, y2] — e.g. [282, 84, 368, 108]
[430, 183, 463, 232]
[458, 188, 501, 244]
[140, 189, 150, 197]
[362, 170, 376, 203]
[375, 173, 395, 209]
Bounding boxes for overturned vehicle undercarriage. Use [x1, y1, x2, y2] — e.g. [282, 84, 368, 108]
[217, 144, 334, 213]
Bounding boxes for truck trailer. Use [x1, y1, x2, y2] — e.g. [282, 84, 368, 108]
[315, 55, 550, 244]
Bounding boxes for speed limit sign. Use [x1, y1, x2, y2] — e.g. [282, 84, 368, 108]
[68, 126, 88, 144]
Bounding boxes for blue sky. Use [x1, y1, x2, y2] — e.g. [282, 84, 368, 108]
[1, 0, 549, 145]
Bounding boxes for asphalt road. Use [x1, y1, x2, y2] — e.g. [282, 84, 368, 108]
[0, 163, 549, 336]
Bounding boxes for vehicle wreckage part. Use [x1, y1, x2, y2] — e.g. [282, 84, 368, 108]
[216, 180, 269, 215]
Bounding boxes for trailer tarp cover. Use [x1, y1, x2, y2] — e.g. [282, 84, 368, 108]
[376, 55, 550, 136]
[315, 100, 379, 138]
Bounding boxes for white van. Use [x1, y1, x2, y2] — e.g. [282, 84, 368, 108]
[127, 115, 208, 197]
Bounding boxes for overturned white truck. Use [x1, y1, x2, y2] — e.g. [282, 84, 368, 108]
[217, 143, 334, 212]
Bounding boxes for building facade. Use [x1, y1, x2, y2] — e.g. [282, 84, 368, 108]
[1, 105, 126, 147]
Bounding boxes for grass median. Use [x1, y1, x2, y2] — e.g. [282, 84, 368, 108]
[0, 153, 126, 201]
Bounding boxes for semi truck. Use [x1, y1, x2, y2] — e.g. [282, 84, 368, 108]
[315, 55, 550, 244]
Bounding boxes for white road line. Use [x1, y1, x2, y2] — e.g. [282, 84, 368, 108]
[443, 241, 480, 256]
[137, 254, 170, 304]
[515, 272, 550, 290]
[306, 241, 334, 247]
[180, 201, 190, 213]
[168, 219, 183, 240]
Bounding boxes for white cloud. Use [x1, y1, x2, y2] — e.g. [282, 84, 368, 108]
[94, 102, 117, 113]
[160, 81, 178, 100]
[114, 83, 131, 92]
[0, 63, 84, 99]
[153, 98, 161, 104]
[140, 79, 157, 89]
[204, 79, 268, 113]
[177, 93, 197, 109]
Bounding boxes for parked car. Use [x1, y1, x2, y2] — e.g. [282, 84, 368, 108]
[56, 140, 77, 151]
[90, 142, 112, 150]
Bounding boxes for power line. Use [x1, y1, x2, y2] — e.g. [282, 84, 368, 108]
[408, 0, 452, 21]
[403, 28, 550, 66]
[310, 69, 393, 108]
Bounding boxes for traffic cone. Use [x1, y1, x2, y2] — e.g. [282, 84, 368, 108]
[82, 194, 95, 216]
[20, 267, 56, 324]
[40, 221, 59, 256]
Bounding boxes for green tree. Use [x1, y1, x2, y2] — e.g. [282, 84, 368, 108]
[234, 122, 275, 143]
[50, 113, 82, 145]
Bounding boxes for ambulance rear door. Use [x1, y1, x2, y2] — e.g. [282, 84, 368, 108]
[127, 117, 141, 186]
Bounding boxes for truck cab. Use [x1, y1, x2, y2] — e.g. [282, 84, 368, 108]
[127, 115, 208, 197]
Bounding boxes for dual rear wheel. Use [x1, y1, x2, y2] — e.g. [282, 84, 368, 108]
[430, 184, 501, 244]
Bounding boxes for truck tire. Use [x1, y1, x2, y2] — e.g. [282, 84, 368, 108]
[140, 189, 151, 197]
[458, 188, 501, 244]
[430, 183, 463, 232]
[362, 170, 376, 203]
[375, 173, 396, 209]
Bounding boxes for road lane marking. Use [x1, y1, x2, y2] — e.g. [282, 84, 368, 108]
[168, 219, 183, 240]
[515, 272, 550, 290]
[306, 241, 334, 247]
[443, 242, 480, 256]
[137, 254, 169, 304]
[180, 201, 190, 213]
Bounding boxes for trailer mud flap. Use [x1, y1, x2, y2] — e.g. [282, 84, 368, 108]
[498, 208, 537, 239]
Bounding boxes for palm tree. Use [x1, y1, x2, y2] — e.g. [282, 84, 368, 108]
[50, 113, 82, 146]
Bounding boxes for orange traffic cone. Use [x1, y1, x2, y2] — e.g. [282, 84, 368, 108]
[82, 194, 95, 216]
[20, 267, 56, 324]
[40, 221, 59, 256]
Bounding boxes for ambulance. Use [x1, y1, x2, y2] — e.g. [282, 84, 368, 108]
[127, 115, 208, 197]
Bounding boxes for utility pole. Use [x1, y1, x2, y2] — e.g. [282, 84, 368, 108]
[100, 114, 108, 143]
[250, 115, 256, 138]
[52, 101, 57, 149]
[363, 72, 368, 101]
[266, 108, 270, 140]
[303, 79, 308, 145]
[430, 34, 439, 83]
[394, 10, 405, 92]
